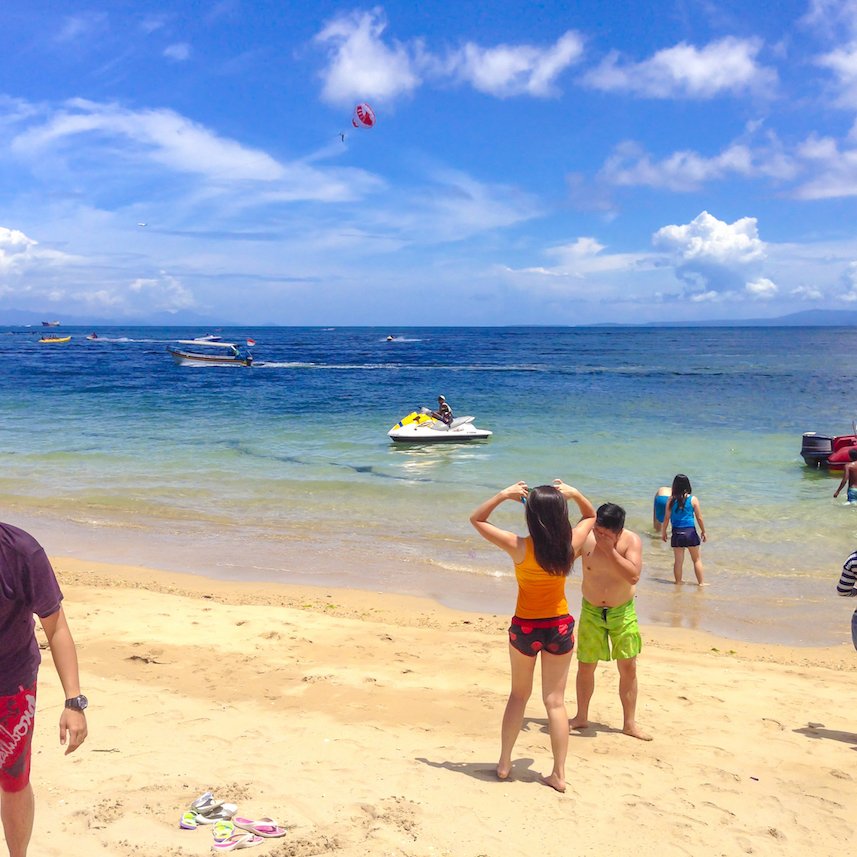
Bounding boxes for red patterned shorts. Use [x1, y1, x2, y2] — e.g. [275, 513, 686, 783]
[0, 682, 37, 792]
[508, 615, 575, 657]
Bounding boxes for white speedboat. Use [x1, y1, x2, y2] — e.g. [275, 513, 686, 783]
[388, 409, 492, 443]
[167, 340, 253, 366]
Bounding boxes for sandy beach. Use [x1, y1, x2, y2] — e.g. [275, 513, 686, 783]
[20, 557, 857, 857]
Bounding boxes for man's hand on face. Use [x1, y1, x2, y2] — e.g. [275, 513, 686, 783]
[593, 526, 619, 554]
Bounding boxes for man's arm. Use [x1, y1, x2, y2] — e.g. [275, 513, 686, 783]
[39, 607, 88, 755]
[837, 554, 857, 597]
[834, 468, 849, 497]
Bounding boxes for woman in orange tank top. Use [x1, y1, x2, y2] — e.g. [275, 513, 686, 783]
[470, 479, 595, 793]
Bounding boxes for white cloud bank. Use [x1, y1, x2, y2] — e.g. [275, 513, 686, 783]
[653, 211, 775, 299]
[314, 8, 583, 104]
[583, 37, 776, 98]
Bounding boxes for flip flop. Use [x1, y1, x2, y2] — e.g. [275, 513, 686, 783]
[232, 816, 287, 838]
[199, 803, 238, 820]
[211, 833, 263, 852]
[213, 820, 236, 842]
[191, 792, 217, 811]
[179, 810, 199, 830]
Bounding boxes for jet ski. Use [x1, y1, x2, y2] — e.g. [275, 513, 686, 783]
[388, 408, 493, 443]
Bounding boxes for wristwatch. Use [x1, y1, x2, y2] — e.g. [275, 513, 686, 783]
[64, 694, 88, 712]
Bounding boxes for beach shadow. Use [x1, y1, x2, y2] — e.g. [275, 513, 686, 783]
[794, 723, 857, 748]
[415, 756, 541, 784]
[568, 720, 624, 738]
[523, 715, 624, 739]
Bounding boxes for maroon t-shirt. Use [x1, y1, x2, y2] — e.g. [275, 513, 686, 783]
[0, 523, 63, 696]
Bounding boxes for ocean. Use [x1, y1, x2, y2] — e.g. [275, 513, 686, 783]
[3, 324, 856, 646]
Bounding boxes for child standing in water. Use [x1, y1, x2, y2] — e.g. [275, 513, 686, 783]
[661, 474, 707, 585]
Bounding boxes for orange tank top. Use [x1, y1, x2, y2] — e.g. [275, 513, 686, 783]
[513, 537, 569, 619]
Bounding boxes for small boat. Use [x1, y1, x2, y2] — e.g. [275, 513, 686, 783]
[191, 334, 222, 342]
[388, 408, 492, 443]
[85, 333, 99, 340]
[167, 340, 253, 366]
[41, 321, 61, 327]
[800, 423, 857, 469]
[39, 335, 71, 343]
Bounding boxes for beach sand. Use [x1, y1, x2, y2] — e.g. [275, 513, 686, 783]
[20, 557, 857, 857]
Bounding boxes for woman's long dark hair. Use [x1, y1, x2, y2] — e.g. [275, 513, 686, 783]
[524, 485, 573, 576]
[670, 473, 692, 511]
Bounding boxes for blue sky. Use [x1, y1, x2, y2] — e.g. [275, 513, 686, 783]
[3, 0, 857, 324]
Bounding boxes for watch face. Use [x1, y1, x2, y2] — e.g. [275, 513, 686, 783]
[66, 694, 88, 711]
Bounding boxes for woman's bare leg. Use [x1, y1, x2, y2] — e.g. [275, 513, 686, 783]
[498, 644, 536, 779]
[688, 545, 704, 584]
[672, 547, 685, 583]
[539, 650, 573, 792]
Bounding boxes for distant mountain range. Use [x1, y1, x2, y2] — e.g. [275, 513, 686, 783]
[643, 309, 857, 327]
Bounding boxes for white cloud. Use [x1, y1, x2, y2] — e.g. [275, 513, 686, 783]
[450, 31, 583, 97]
[792, 133, 857, 197]
[164, 43, 191, 62]
[129, 272, 196, 312]
[653, 211, 767, 295]
[746, 277, 778, 298]
[839, 261, 857, 300]
[314, 8, 420, 105]
[0, 226, 77, 275]
[791, 284, 824, 300]
[55, 12, 108, 44]
[600, 137, 797, 191]
[313, 10, 582, 103]
[11, 99, 285, 181]
[583, 37, 776, 99]
[802, 1, 857, 40]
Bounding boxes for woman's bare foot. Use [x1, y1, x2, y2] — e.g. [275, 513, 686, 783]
[540, 773, 566, 793]
[496, 762, 512, 780]
[623, 722, 652, 741]
[569, 717, 589, 730]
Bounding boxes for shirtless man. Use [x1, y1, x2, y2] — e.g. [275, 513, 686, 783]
[569, 503, 651, 740]
[833, 449, 857, 502]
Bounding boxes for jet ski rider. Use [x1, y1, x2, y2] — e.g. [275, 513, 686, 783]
[431, 395, 454, 425]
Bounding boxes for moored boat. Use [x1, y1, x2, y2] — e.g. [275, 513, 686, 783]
[167, 340, 253, 366]
[800, 424, 857, 469]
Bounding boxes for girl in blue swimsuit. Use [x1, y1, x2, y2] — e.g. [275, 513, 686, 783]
[661, 474, 707, 585]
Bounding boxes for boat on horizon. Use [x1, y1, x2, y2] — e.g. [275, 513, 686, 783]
[41, 320, 61, 327]
[167, 340, 253, 367]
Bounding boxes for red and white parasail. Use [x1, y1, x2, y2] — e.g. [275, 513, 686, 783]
[351, 102, 376, 129]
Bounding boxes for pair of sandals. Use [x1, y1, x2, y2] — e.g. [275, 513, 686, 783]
[181, 792, 286, 851]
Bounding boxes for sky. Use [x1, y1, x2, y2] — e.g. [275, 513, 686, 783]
[3, 0, 857, 325]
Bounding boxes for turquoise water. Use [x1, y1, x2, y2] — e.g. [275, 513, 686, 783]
[2, 325, 856, 645]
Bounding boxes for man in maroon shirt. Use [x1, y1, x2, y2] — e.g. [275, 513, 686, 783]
[0, 523, 87, 857]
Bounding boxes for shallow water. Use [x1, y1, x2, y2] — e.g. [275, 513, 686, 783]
[3, 325, 856, 645]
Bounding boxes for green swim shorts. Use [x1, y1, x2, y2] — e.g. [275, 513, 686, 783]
[576, 597, 642, 663]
